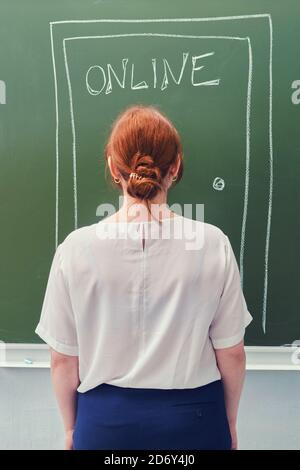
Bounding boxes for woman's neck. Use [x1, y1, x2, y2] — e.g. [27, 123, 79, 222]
[115, 192, 174, 222]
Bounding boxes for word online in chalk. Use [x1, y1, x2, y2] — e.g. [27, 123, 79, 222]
[85, 52, 220, 95]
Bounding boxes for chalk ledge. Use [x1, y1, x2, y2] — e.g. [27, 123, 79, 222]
[0, 344, 299, 370]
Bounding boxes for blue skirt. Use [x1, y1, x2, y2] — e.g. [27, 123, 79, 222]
[73, 379, 231, 450]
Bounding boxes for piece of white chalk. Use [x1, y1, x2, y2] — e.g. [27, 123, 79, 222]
[24, 358, 33, 364]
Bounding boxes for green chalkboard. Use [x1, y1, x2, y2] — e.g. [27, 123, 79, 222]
[0, 0, 299, 346]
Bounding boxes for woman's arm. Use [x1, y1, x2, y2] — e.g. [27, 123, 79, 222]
[50, 348, 80, 450]
[214, 339, 246, 450]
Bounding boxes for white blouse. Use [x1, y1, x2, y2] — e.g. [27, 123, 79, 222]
[35, 215, 253, 393]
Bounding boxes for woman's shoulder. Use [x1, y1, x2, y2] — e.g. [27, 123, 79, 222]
[58, 223, 98, 252]
[180, 216, 226, 240]
[202, 220, 226, 240]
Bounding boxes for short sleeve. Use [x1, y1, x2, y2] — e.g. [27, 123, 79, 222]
[209, 234, 253, 349]
[35, 244, 79, 356]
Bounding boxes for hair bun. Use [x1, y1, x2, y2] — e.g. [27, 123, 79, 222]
[127, 152, 162, 200]
[104, 105, 184, 207]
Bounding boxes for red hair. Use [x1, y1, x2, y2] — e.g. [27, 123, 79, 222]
[104, 104, 184, 217]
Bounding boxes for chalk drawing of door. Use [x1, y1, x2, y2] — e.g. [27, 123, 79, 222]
[51, 16, 273, 333]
